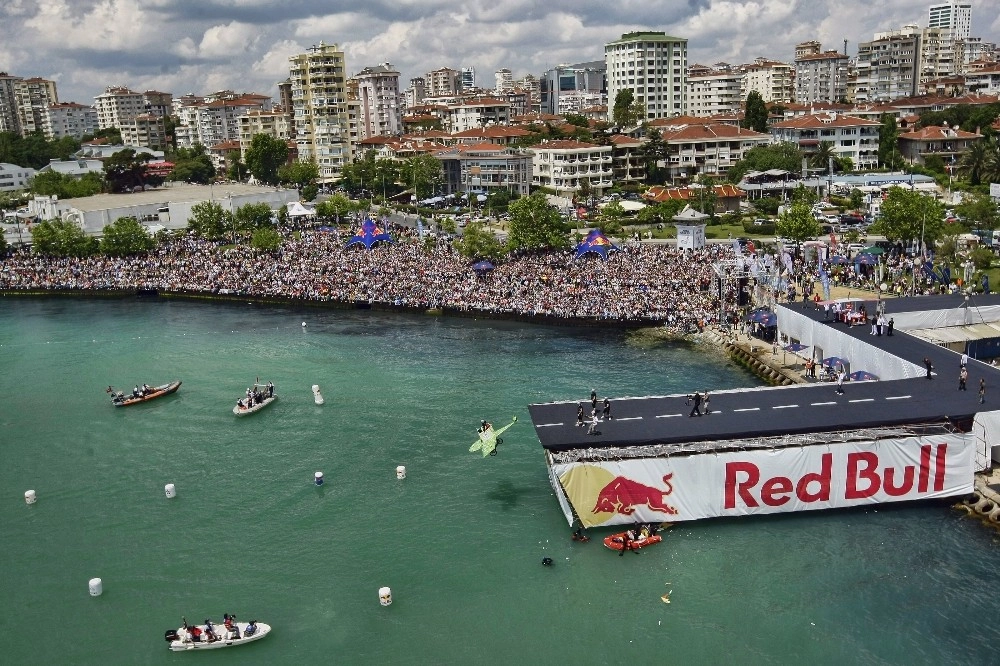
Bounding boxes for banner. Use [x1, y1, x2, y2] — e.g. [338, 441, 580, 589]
[554, 434, 974, 527]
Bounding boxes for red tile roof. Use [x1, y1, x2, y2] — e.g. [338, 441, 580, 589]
[899, 125, 982, 141]
[530, 139, 602, 150]
[644, 184, 745, 202]
[771, 112, 879, 129]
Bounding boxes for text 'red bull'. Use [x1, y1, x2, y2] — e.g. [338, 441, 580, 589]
[724, 445, 948, 509]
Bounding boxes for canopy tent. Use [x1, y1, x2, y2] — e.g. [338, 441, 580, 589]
[784, 343, 809, 352]
[574, 229, 621, 261]
[345, 218, 394, 250]
[822, 356, 850, 370]
[860, 246, 884, 255]
[849, 371, 878, 381]
[599, 200, 646, 211]
[286, 201, 315, 217]
[471, 260, 495, 273]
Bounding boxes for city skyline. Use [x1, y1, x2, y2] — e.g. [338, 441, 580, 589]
[1, 0, 999, 105]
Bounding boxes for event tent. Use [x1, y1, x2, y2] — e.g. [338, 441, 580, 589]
[345, 218, 394, 250]
[286, 201, 316, 217]
[574, 229, 620, 261]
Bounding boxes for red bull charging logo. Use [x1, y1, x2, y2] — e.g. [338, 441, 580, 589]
[592, 473, 679, 517]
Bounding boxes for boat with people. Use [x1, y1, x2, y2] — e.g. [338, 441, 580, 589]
[165, 616, 269, 651]
[233, 381, 276, 416]
[107, 381, 181, 407]
[603, 526, 663, 552]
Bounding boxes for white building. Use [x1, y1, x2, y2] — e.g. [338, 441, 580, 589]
[966, 64, 1000, 94]
[289, 42, 352, 180]
[647, 119, 772, 180]
[928, 2, 972, 41]
[686, 64, 743, 117]
[16, 77, 59, 136]
[435, 142, 532, 196]
[443, 98, 510, 133]
[175, 95, 270, 149]
[352, 63, 402, 140]
[741, 58, 795, 104]
[495, 68, 514, 94]
[605, 31, 687, 123]
[121, 113, 167, 149]
[42, 102, 98, 140]
[94, 86, 146, 130]
[769, 112, 881, 170]
[0, 162, 35, 192]
[795, 49, 849, 103]
[856, 30, 921, 102]
[425, 68, 462, 97]
[0, 73, 24, 134]
[530, 139, 613, 197]
[461, 67, 476, 90]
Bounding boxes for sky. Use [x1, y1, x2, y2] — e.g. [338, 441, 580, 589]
[3, 0, 1000, 105]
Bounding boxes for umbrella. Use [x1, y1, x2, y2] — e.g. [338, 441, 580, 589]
[471, 260, 495, 272]
[747, 309, 774, 324]
[854, 253, 878, 265]
[822, 356, 849, 369]
[828, 255, 849, 264]
[849, 371, 878, 381]
[784, 343, 809, 352]
[860, 246, 884, 255]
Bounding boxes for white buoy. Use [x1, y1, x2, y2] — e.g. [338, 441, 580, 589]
[89, 578, 103, 596]
[301, 322, 307, 327]
[24, 490, 36, 505]
[314, 471, 324, 486]
[379, 586, 392, 606]
[396, 466, 406, 480]
[312, 384, 325, 405]
[164, 483, 176, 499]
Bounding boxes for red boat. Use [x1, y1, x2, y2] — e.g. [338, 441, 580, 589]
[109, 381, 181, 407]
[603, 530, 662, 552]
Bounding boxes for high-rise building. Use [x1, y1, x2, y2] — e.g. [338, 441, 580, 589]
[42, 102, 98, 140]
[403, 78, 425, 109]
[94, 86, 146, 130]
[928, 2, 972, 41]
[856, 29, 922, 102]
[686, 63, 743, 117]
[795, 46, 849, 103]
[425, 68, 462, 97]
[0, 73, 23, 134]
[288, 42, 351, 179]
[539, 61, 606, 115]
[741, 58, 795, 104]
[494, 68, 514, 94]
[605, 31, 687, 124]
[461, 67, 476, 90]
[17, 78, 59, 136]
[352, 63, 402, 139]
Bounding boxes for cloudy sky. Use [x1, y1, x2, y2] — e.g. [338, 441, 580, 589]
[3, 0, 999, 104]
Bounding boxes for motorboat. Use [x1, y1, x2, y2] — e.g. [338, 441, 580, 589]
[165, 619, 270, 651]
[233, 382, 276, 416]
[109, 381, 181, 407]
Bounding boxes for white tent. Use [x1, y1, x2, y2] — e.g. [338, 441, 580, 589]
[599, 200, 646, 211]
[286, 201, 315, 217]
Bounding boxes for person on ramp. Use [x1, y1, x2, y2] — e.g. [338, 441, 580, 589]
[688, 391, 702, 417]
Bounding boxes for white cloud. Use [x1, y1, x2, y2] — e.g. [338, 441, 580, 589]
[197, 21, 262, 59]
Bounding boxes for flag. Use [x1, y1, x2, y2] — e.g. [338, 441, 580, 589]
[819, 266, 831, 301]
[731, 237, 742, 256]
[417, 218, 424, 238]
[984, 274, 991, 295]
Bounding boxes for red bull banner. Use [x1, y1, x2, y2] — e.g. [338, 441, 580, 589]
[552, 434, 974, 527]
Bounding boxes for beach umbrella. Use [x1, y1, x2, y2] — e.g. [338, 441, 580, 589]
[849, 370, 878, 381]
[828, 255, 849, 265]
[854, 253, 878, 265]
[472, 260, 495, 273]
[822, 356, 849, 369]
[784, 343, 809, 352]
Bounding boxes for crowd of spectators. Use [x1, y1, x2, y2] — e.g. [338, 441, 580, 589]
[0, 227, 731, 333]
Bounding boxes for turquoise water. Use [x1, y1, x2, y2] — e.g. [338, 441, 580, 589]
[2, 298, 999, 665]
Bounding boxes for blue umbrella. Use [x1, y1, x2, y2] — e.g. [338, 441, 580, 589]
[854, 253, 878, 265]
[828, 255, 849, 265]
[849, 370, 878, 381]
[784, 343, 809, 352]
[747, 308, 774, 323]
[822, 356, 849, 369]
[471, 260, 495, 272]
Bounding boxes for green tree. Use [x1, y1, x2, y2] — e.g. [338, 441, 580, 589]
[30, 219, 98, 257]
[341, 150, 377, 196]
[810, 141, 837, 171]
[233, 202, 275, 236]
[636, 200, 685, 226]
[485, 189, 514, 214]
[871, 187, 945, 249]
[727, 142, 803, 183]
[641, 128, 668, 185]
[316, 193, 356, 224]
[399, 154, 443, 201]
[849, 188, 865, 211]
[250, 227, 282, 251]
[776, 200, 821, 243]
[453, 220, 505, 260]
[228, 160, 248, 182]
[506, 192, 571, 251]
[167, 144, 215, 184]
[104, 148, 155, 193]
[789, 183, 819, 206]
[83, 127, 123, 145]
[878, 114, 902, 169]
[956, 190, 1000, 231]
[277, 160, 320, 195]
[563, 113, 590, 128]
[244, 134, 288, 185]
[598, 200, 626, 235]
[957, 138, 993, 186]
[0, 228, 6, 255]
[612, 89, 642, 129]
[99, 216, 154, 256]
[743, 91, 769, 133]
[187, 200, 232, 240]
[30, 170, 103, 198]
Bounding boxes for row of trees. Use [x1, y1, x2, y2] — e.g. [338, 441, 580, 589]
[340, 151, 443, 201]
[29, 217, 154, 257]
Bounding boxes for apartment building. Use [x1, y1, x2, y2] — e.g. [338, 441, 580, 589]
[289, 42, 352, 179]
[443, 98, 510, 133]
[651, 120, 772, 180]
[16, 77, 59, 135]
[741, 58, 794, 104]
[42, 102, 99, 140]
[0, 73, 24, 134]
[928, 2, 972, 41]
[0, 163, 35, 192]
[403, 78, 426, 109]
[856, 30, 921, 102]
[425, 68, 462, 97]
[174, 95, 269, 149]
[686, 63, 743, 117]
[121, 113, 167, 149]
[966, 64, 1000, 94]
[795, 48, 849, 103]
[94, 86, 148, 129]
[495, 69, 514, 94]
[352, 63, 402, 140]
[435, 142, 532, 197]
[461, 67, 476, 90]
[897, 123, 982, 165]
[605, 31, 687, 123]
[770, 112, 881, 170]
[530, 139, 613, 197]
[540, 61, 606, 115]
[239, 109, 292, 158]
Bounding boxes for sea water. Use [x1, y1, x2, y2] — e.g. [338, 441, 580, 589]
[1, 298, 999, 665]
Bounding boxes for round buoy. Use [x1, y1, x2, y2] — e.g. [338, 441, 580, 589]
[24, 490, 36, 505]
[164, 483, 176, 499]
[314, 471, 324, 486]
[396, 466, 406, 480]
[301, 322, 307, 327]
[312, 385, 324, 405]
[89, 578, 103, 596]
[379, 586, 392, 606]
[542, 557, 553, 566]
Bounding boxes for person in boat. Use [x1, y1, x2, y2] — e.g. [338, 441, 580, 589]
[479, 420, 492, 434]
[142, 383, 151, 395]
[267, 381, 274, 398]
[189, 625, 202, 642]
[223, 613, 239, 638]
[204, 619, 218, 642]
[244, 620, 257, 637]
[133, 385, 141, 398]
[572, 525, 589, 542]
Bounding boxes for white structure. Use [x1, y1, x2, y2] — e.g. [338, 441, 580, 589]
[795, 50, 849, 103]
[741, 58, 795, 104]
[121, 114, 166, 149]
[353, 63, 402, 140]
[686, 64, 743, 117]
[647, 119, 772, 180]
[530, 139, 613, 197]
[605, 31, 687, 123]
[928, 2, 972, 41]
[966, 64, 1000, 94]
[403, 78, 425, 108]
[239, 110, 292, 158]
[461, 67, 476, 90]
[17, 77, 59, 136]
[0, 162, 35, 192]
[425, 68, 462, 97]
[495, 68, 514, 94]
[0, 73, 24, 134]
[540, 61, 606, 115]
[36, 159, 103, 179]
[94, 86, 146, 130]
[443, 98, 510, 133]
[856, 29, 921, 101]
[673, 206, 709, 250]
[42, 102, 99, 140]
[175, 95, 270, 150]
[289, 42, 352, 180]
[769, 112, 881, 171]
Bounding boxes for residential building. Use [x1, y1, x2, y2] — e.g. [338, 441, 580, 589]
[897, 123, 982, 165]
[540, 61, 606, 116]
[917, 26, 958, 82]
[425, 68, 462, 97]
[529, 139, 613, 197]
[856, 30, 921, 102]
[443, 98, 510, 133]
[0, 73, 23, 134]
[644, 183, 746, 214]
[928, 2, 972, 41]
[94, 86, 146, 129]
[289, 42, 352, 179]
[966, 64, 1000, 94]
[0, 162, 35, 192]
[516, 74, 540, 108]
[647, 120, 772, 180]
[605, 31, 687, 124]
[76, 143, 163, 160]
[42, 102, 99, 140]
[174, 95, 269, 149]
[277, 79, 293, 121]
[498, 90, 530, 118]
[142, 90, 173, 118]
[404, 78, 426, 108]
[450, 126, 532, 146]
[239, 109, 292, 158]
[795, 48, 849, 103]
[741, 58, 795, 104]
[769, 111, 881, 170]
[352, 63, 402, 140]
[795, 41, 823, 60]
[686, 63, 743, 117]
[495, 69, 514, 94]
[36, 158, 103, 179]
[955, 39, 997, 73]
[608, 134, 645, 185]
[461, 67, 476, 90]
[121, 113, 167, 149]
[435, 142, 532, 196]
[16, 77, 59, 136]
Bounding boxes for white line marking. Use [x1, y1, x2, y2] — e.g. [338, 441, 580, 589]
[772, 404, 799, 409]
[536, 423, 564, 428]
[885, 395, 911, 400]
[849, 399, 875, 403]
[811, 401, 837, 406]
[733, 407, 760, 412]
[614, 417, 642, 422]
[656, 414, 683, 418]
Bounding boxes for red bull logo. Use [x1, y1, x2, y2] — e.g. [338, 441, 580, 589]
[590, 236, 609, 246]
[592, 474, 679, 517]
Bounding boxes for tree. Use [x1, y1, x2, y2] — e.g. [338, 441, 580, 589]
[957, 138, 993, 186]
[689, 184, 718, 219]
[727, 142, 803, 183]
[849, 188, 865, 211]
[228, 160, 248, 182]
[810, 141, 837, 171]
[641, 128, 667, 185]
[612, 89, 640, 129]
[372, 158, 400, 201]
[637, 200, 685, 226]
[277, 160, 320, 195]
[598, 200, 626, 235]
[341, 150, 377, 196]
[232, 202, 275, 236]
[878, 114, 902, 169]
[30, 170, 103, 198]
[399, 154, 443, 201]
[316, 193, 356, 224]
[776, 201, 820, 243]
[244, 134, 288, 185]
[104, 148, 154, 193]
[956, 190, 1000, 231]
[30, 219, 98, 257]
[871, 187, 945, 250]
[788, 183, 819, 206]
[563, 113, 590, 128]
[167, 144, 215, 184]
[250, 227, 282, 251]
[99, 216, 154, 256]
[453, 220, 505, 260]
[0, 228, 6, 255]
[743, 91, 768, 133]
[485, 189, 514, 214]
[187, 200, 232, 240]
[506, 192, 571, 251]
